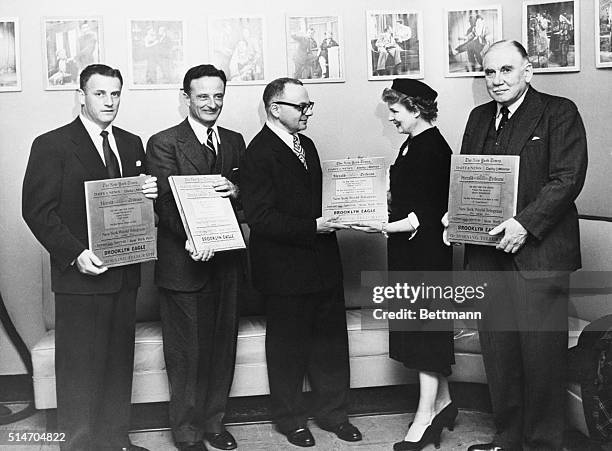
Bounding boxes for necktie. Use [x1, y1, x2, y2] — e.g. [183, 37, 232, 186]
[206, 128, 217, 166]
[497, 106, 510, 135]
[100, 130, 121, 178]
[292, 134, 308, 170]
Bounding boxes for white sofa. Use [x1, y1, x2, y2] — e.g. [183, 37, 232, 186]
[31, 309, 486, 409]
[30, 218, 610, 441]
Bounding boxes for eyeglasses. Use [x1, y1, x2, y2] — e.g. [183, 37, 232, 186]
[273, 101, 315, 114]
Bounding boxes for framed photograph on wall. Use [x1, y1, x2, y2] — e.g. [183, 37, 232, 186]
[366, 10, 423, 80]
[285, 15, 344, 83]
[0, 18, 21, 92]
[128, 20, 184, 89]
[444, 5, 502, 77]
[523, 0, 580, 72]
[596, 0, 612, 68]
[208, 16, 266, 85]
[43, 17, 103, 90]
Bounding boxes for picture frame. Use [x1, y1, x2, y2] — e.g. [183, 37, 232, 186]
[366, 10, 424, 80]
[42, 17, 103, 90]
[444, 5, 503, 77]
[208, 16, 267, 85]
[127, 20, 185, 89]
[0, 18, 21, 92]
[285, 15, 344, 83]
[596, 0, 612, 68]
[522, 0, 580, 72]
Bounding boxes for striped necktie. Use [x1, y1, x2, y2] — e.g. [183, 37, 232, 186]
[205, 128, 217, 166]
[292, 134, 308, 170]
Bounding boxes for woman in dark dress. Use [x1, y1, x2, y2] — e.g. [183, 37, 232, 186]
[353, 79, 456, 451]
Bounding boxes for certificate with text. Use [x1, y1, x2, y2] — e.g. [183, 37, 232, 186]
[447, 155, 519, 246]
[169, 175, 245, 252]
[321, 157, 387, 224]
[85, 175, 157, 267]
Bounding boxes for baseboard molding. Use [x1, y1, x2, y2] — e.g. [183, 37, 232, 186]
[41, 382, 492, 432]
[0, 374, 33, 403]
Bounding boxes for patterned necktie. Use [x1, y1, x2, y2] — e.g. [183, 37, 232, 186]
[292, 134, 308, 170]
[100, 130, 121, 178]
[206, 128, 217, 166]
[497, 106, 510, 135]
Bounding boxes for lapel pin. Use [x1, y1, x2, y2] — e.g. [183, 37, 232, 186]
[136, 160, 142, 167]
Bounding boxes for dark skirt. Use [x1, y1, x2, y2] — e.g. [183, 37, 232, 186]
[387, 229, 455, 376]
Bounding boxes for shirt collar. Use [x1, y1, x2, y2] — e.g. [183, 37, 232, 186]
[79, 114, 113, 139]
[496, 88, 529, 119]
[187, 115, 221, 146]
[266, 120, 296, 150]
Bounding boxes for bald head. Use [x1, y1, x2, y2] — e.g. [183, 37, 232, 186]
[483, 40, 533, 107]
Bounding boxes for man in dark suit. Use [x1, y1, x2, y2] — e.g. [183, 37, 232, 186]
[145, 65, 244, 451]
[22, 64, 157, 451]
[240, 78, 362, 448]
[452, 41, 588, 451]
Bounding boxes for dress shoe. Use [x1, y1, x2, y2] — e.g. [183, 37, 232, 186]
[175, 441, 208, 451]
[392, 421, 444, 450]
[285, 427, 315, 447]
[466, 444, 504, 451]
[203, 430, 237, 450]
[320, 421, 362, 442]
[437, 402, 459, 431]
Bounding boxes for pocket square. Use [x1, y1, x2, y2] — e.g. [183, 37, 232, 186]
[136, 160, 142, 167]
[531, 136, 541, 141]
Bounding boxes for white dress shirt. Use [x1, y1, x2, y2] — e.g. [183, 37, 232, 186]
[79, 114, 123, 175]
[188, 116, 221, 153]
[495, 88, 528, 129]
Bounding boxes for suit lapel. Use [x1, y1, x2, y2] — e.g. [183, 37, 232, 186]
[69, 117, 108, 179]
[505, 87, 544, 156]
[114, 129, 139, 177]
[177, 119, 213, 174]
[470, 102, 496, 155]
[216, 127, 233, 177]
[263, 125, 311, 188]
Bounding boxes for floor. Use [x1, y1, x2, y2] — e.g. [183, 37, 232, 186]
[0, 404, 599, 451]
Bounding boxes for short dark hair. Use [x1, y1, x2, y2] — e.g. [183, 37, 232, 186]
[79, 64, 123, 90]
[182, 64, 227, 94]
[486, 40, 529, 60]
[262, 77, 303, 109]
[381, 88, 438, 122]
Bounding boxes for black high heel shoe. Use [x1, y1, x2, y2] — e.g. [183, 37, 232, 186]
[392, 421, 444, 451]
[437, 402, 458, 431]
[406, 402, 459, 432]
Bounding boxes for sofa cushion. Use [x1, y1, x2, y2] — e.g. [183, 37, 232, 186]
[31, 308, 486, 409]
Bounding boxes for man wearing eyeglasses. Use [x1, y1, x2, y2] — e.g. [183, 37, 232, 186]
[449, 41, 587, 451]
[145, 65, 245, 451]
[240, 78, 362, 448]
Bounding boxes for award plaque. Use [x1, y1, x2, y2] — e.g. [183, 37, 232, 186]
[447, 155, 519, 246]
[169, 175, 245, 252]
[321, 157, 387, 224]
[85, 175, 157, 267]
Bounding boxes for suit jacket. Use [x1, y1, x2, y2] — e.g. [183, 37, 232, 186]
[461, 86, 588, 275]
[146, 118, 246, 291]
[22, 117, 144, 294]
[241, 124, 343, 296]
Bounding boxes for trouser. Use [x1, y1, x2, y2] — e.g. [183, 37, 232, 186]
[55, 285, 137, 451]
[467, 246, 569, 451]
[265, 285, 350, 433]
[159, 257, 240, 443]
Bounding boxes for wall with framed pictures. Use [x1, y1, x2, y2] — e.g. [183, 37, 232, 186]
[0, 0, 610, 376]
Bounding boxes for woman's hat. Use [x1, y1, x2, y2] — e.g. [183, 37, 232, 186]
[391, 79, 437, 101]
